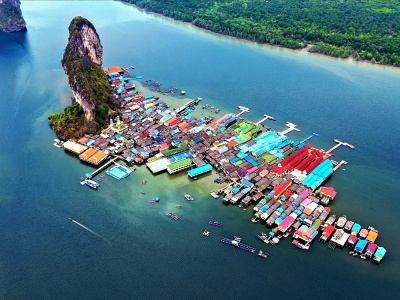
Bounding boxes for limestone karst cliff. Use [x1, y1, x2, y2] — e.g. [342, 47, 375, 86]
[0, 0, 26, 32]
[49, 17, 119, 140]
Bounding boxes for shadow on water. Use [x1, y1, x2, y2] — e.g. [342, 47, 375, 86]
[0, 30, 32, 147]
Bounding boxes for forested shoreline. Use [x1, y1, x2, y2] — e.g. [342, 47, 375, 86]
[122, 0, 400, 67]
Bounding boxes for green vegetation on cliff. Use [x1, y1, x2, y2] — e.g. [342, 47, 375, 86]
[49, 17, 119, 140]
[123, 0, 400, 66]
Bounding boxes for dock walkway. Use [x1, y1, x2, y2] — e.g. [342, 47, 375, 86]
[87, 156, 119, 179]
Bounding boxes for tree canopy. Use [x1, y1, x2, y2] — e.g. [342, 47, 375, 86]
[123, 0, 400, 66]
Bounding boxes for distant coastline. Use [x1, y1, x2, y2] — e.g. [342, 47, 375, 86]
[120, 1, 400, 71]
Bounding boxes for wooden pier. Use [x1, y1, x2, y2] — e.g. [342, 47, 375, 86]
[87, 156, 119, 179]
[333, 160, 348, 172]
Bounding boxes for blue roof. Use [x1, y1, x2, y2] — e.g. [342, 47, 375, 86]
[86, 140, 95, 146]
[188, 164, 212, 178]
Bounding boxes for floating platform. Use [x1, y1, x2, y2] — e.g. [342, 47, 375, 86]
[209, 220, 223, 227]
[166, 212, 180, 220]
[106, 163, 133, 180]
[221, 237, 256, 253]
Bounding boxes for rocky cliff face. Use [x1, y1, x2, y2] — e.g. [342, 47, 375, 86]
[48, 17, 118, 140]
[0, 0, 26, 32]
[62, 17, 104, 123]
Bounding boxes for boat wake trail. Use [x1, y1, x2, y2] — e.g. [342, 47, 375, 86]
[69, 218, 112, 246]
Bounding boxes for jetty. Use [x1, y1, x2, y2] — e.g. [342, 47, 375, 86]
[86, 156, 119, 179]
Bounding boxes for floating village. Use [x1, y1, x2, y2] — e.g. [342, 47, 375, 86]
[56, 65, 386, 263]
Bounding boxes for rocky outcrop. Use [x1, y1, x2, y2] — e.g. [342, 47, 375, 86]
[49, 17, 119, 140]
[0, 0, 26, 32]
[62, 16, 103, 123]
[63, 17, 103, 67]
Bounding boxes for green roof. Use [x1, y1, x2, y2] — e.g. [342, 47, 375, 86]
[168, 158, 192, 170]
[161, 145, 190, 157]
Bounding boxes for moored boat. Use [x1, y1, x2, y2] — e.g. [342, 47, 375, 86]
[292, 239, 310, 250]
[81, 179, 100, 190]
[258, 250, 269, 259]
[53, 138, 64, 148]
[210, 191, 220, 198]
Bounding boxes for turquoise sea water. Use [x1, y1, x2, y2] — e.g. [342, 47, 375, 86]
[0, 1, 399, 299]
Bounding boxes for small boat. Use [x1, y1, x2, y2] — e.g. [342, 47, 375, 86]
[233, 236, 242, 243]
[270, 237, 280, 245]
[53, 138, 64, 148]
[210, 192, 220, 199]
[292, 239, 310, 250]
[258, 250, 269, 259]
[180, 91, 186, 95]
[257, 232, 270, 244]
[184, 194, 194, 201]
[203, 230, 210, 236]
[81, 179, 100, 190]
[150, 196, 160, 203]
[250, 217, 259, 223]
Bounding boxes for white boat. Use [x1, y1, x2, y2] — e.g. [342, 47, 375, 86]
[184, 194, 194, 201]
[81, 179, 100, 190]
[210, 192, 219, 198]
[53, 138, 64, 148]
[292, 239, 309, 250]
